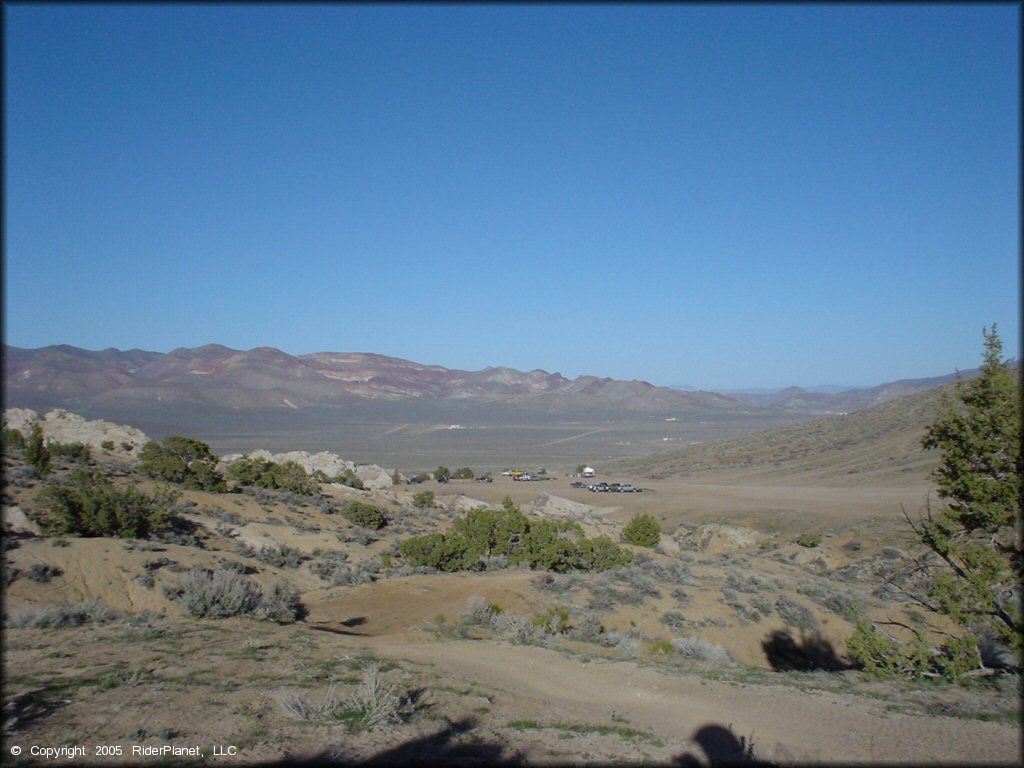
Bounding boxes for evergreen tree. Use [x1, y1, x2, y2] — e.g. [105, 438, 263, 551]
[25, 424, 51, 476]
[914, 326, 1021, 656]
[849, 327, 1021, 678]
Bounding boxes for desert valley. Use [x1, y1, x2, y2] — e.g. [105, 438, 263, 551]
[7, 4, 1019, 765]
[2, 344, 1020, 765]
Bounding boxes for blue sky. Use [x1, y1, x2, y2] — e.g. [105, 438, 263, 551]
[4, 4, 1019, 390]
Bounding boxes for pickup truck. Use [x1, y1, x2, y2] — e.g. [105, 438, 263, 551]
[588, 482, 610, 492]
[618, 484, 638, 493]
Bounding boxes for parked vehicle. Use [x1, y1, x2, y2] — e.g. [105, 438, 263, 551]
[589, 482, 610, 492]
[570, 481, 585, 488]
[619, 484, 637, 493]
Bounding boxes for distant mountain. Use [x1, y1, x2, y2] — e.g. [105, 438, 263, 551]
[724, 371, 981, 413]
[3, 344, 738, 416]
[715, 384, 856, 396]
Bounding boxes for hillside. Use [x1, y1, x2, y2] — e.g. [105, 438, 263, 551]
[3, 407, 1018, 764]
[611, 383, 954, 486]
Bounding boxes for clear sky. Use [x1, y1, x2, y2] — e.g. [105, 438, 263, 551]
[4, 4, 1019, 390]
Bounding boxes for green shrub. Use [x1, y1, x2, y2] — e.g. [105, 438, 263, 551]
[399, 504, 632, 574]
[433, 465, 451, 481]
[452, 467, 474, 479]
[227, 457, 319, 495]
[397, 532, 473, 572]
[622, 514, 661, 548]
[412, 491, 436, 509]
[140, 436, 226, 491]
[342, 501, 387, 530]
[650, 638, 674, 655]
[36, 468, 180, 539]
[532, 606, 572, 634]
[522, 519, 585, 572]
[796, 532, 822, 548]
[101, 440, 116, 451]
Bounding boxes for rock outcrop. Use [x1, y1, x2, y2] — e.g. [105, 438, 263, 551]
[2, 408, 149, 456]
[2, 407, 398, 488]
[220, 449, 397, 490]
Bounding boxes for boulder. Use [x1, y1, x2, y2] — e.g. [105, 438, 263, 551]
[2, 505, 43, 536]
[273, 451, 355, 478]
[354, 464, 396, 490]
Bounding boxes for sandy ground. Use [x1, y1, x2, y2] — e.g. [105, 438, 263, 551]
[4, 455, 1020, 765]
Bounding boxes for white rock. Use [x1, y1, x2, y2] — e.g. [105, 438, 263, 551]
[2, 505, 43, 536]
[354, 464, 395, 490]
[2, 408, 149, 456]
[2, 408, 39, 436]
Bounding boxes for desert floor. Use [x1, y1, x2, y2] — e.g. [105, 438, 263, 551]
[4, 460, 1021, 765]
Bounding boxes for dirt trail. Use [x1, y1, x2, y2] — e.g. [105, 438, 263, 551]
[373, 637, 1020, 764]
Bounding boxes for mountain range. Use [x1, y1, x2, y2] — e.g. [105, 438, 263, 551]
[4, 343, 980, 416]
[3, 343, 738, 415]
[3, 343, 993, 467]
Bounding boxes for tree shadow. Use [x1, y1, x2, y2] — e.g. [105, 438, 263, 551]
[674, 723, 772, 766]
[761, 629, 852, 672]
